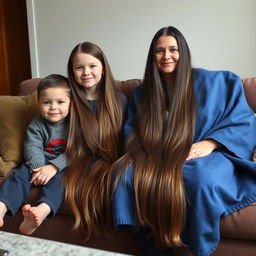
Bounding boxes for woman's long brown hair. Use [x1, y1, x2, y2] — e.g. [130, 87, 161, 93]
[63, 42, 124, 239]
[113, 26, 196, 247]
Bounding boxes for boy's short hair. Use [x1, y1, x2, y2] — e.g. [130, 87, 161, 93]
[37, 74, 70, 99]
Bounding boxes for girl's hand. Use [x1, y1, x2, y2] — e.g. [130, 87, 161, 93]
[186, 139, 221, 160]
[30, 164, 58, 185]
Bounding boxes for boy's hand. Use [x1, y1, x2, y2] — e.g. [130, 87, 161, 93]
[30, 164, 58, 185]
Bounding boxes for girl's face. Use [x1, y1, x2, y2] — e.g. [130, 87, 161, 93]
[155, 35, 179, 75]
[72, 52, 104, 98]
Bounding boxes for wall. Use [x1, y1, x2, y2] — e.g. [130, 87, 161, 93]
[27, 0, 256, 79]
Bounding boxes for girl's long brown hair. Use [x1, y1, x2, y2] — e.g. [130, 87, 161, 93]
[64, 42, 124, 239]
[113, 26, 196, 247]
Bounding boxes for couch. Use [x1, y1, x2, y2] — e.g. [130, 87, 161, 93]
[1, 76, 256, 256]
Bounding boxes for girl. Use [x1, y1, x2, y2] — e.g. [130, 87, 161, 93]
[112, 26, 256, 256]
[64, 42, 126, 239]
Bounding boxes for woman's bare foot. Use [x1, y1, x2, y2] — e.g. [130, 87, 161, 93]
[0, 202, 7, 227]
[19, 203, 51, 235]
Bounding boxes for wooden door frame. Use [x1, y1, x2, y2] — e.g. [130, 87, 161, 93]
[0, 0, 10, 95]
[0, 0, 31, 95]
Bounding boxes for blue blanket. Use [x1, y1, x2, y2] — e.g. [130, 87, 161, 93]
[112, 69, 256, 256]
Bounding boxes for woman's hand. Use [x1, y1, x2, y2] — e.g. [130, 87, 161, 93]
[30, 164, 58, 185]
[186, 139, 221, 160]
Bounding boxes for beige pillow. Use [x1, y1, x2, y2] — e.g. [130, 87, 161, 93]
[0, 92, 39, 176]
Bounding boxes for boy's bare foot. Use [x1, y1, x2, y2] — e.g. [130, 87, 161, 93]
[19, 203, 51, 235]
[0, 202, 7, 227]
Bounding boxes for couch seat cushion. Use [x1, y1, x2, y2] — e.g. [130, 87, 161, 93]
[221, 202, 256, 240]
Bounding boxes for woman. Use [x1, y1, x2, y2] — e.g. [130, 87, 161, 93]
[112, 26, 256, 255]
[64, 42, 126, 239]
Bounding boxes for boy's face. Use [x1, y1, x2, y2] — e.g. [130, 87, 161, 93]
[38, 86, 70, 123]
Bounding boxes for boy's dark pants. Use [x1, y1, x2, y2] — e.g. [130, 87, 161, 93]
[0, 162, 65, 217]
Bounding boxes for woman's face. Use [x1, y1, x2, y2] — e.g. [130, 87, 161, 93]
[155, 35, 179, 75]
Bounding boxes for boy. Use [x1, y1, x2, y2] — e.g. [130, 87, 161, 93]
[0, 74, 70, 235]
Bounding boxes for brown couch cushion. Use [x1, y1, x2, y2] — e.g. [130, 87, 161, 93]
[116, 79, 142, 99]
[242, 78, 256, 112]
[0, 92, 39, 176]
[221, 202, 256, 240]
[19, 78, 42, 96]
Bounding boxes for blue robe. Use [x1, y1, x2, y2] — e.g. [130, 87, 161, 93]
[112, 69, 256, 256]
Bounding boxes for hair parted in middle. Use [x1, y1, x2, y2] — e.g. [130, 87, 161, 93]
[64, 41, 124, 239]
[113, 26, 196, 247]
